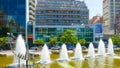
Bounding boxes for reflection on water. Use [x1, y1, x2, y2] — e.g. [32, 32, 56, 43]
[107, 56, 114, 68]
[41, 64, 50, 68]
[58, 61, 74, 68]
[88, 58, 95, 68]
[74, 60, 82, 68]
[34, 64, 50, 68]
[1, 52, 120, 68]
[96, 56, 106, 68]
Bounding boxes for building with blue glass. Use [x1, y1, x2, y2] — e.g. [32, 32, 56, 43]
[0, 0, 26, 36]
[0, 0, 36, 37]
[34, 0, 92, 43]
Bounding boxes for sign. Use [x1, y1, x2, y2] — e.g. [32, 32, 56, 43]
[93, 24, 103, 42]
[27, 34, 33, 38]
[94, 24, 103, 33]
[94, 24, 103, 36]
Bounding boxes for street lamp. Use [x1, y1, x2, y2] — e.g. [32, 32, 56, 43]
[25, 21, 33, 68]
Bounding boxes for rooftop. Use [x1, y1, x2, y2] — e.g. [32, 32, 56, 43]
[37, 0, 88, 10]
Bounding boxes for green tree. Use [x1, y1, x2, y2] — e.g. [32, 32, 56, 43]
[79, 38, 86, 46]
[49, 36, 58, 46]
[111, 35, 120, 45]
[0, 37, 8, 48]
[60, 29, 78, 44]
[34, 39, 44, 46]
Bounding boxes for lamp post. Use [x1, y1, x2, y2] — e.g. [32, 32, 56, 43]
[25, 21, 28, 68]
[26, 21, 33, 68]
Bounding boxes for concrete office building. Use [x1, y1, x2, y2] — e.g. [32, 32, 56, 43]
[34, 0, 93, 43]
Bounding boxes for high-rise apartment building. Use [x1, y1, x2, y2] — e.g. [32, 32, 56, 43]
[27, 0, 36, 23]
[103, 0, 120, 34]
[26, 0, 36, 47]
[34, 0, 92, 43]
[26, 0, 36, 35]
[116, 11, 120, 34]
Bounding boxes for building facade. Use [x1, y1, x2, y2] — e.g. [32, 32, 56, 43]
[0, 0, 26, 36]
[26, 0, 36, 35]
[34, 0, 93, 43]
[26, 0, 36, 47]
[116, 11, 120, 34]
[0, 0, 36, 37]
[27, 0, 36, 23]
[103, 0, 120, 34]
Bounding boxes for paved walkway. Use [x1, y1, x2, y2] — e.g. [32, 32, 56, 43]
[0, 50, 48, 56]
[0, 50, 13, 56]
[0, 50, 41, 56]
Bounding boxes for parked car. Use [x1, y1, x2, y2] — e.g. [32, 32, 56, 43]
[85, 42, 98, 48]
[51, 45, 60, 50]
[30, 46, 38, 50]
[67, 45, 75, 50]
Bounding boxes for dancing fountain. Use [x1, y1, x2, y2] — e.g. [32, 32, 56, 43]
[97, 39, 106, 56]
[37, 44, 51, 64]
[5, 36, 120, 68]
[72, 43, 84, 60]
[57, 44, 69, 61]
[107, 38, 114, 55]
[87, 43, 95, 58]
[8, 34, 26, 67]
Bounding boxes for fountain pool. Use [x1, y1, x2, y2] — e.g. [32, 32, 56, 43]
[0, 52, 120, 68]
[1, 34, 120, 68]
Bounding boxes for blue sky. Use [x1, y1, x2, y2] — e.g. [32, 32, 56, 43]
[85, 0, 103, 19]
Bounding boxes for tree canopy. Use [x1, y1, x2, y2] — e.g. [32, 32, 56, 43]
[111, 35, 120, 45]
[0, 37, 8, 47]
[60, 29, 78, 44]
[79, 38, 86, 45]
[34, 39, 44, 46]
[49, 36, 58, 45]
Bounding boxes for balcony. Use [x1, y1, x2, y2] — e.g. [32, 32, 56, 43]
[29, 15, 35, 21]
[29, 0, 35, 7]
[29, 5, 35, 11]
[29, 10, 35, 15]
